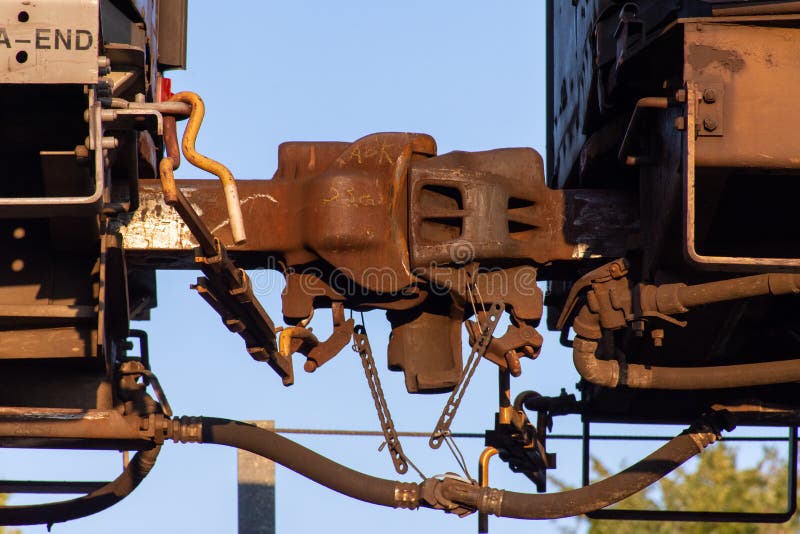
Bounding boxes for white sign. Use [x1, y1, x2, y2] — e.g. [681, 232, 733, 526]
[0, 0, 98, 83]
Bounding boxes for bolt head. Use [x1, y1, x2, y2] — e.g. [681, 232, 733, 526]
[703, 117, 718, 132]
[651, 329, 665, 347]
[702, 88, 717, 103]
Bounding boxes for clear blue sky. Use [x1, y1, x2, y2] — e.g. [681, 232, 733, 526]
[5, 2, 779, 533]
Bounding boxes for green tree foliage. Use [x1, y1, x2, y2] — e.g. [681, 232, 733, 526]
[581, 444, 799, 534]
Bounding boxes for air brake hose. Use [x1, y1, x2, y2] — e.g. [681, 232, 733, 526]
[441, 427, 717, 519]
[196, 417, 420, 509]
[184, 417, 717, 519]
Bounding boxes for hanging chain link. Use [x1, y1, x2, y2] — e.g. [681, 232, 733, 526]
[429, 300, 504, 449]
[352, 324, 418, 476]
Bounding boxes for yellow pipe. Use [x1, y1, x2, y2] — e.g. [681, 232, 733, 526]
[479, 446, 498, 487]
[478, 447, 499, 533]
[169, 91, 247, 245]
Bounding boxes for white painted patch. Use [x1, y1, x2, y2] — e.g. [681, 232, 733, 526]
[209, 193, 278, 234]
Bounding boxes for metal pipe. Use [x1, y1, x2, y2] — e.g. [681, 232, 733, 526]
[159, 116, 181, 204]
[109, 97, 192, 118]
[573, 336, 800, 389]
[674, 273, 800, 309]
[159, 116, 218, 256]
[498, 369, 511, 425]
[571, 273, 800, 390]
[169, 92, 247, 244]
[0, 446, 160, 526]
[0, 408, 145, 443]
[633, 273, 800, 319]
[441, 426, 718, 519]
[478, 447, 499, 533]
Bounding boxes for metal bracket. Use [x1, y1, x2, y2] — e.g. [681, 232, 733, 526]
[0, 446, 160, 527]
[582, 421, 798, 522]
[126, 329, 150, 370]
[0, 88, 105, 217]
[683, 82, 800, 269]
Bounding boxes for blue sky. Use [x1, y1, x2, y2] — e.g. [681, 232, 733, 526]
[5, 2, 782, 533]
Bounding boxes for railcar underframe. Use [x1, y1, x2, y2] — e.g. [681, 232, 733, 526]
[1, 0, 800, 527]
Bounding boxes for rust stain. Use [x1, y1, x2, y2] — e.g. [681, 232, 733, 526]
[688, 44, 745, 72]
[308, 145, 316, 170]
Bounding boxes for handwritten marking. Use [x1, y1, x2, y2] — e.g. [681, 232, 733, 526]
[321, 186, 383, 207]
[209, 193, 279, 234]
[379, 140, 394, 165]
[322, 187, 340, 203]
[349, 147, 363, 164]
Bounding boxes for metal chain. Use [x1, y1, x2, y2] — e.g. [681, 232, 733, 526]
[429, 299, 504, 449]
[352, 324, 423, 477]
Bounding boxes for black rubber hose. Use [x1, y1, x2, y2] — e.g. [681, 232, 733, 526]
[441, 429, 715, 519]
[0, 446, 160, 526]
[196, 417, 718, 521]
[200, 417, 419, 509]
